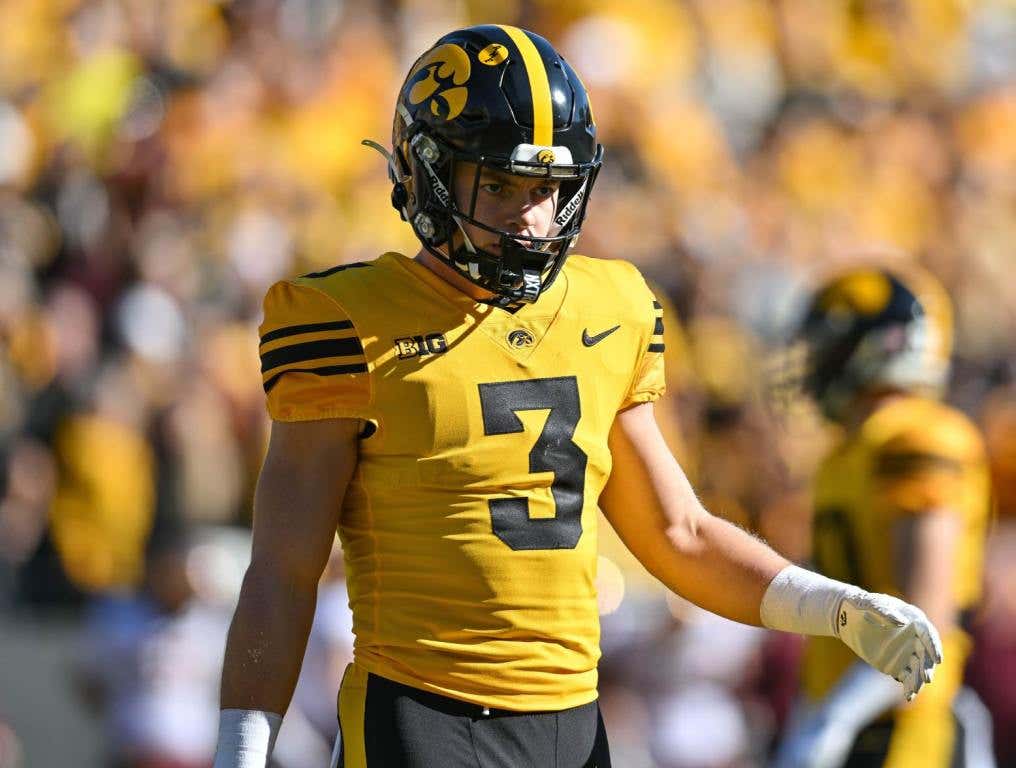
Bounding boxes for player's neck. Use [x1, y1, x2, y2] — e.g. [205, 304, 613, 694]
[414, 248, 497, 303]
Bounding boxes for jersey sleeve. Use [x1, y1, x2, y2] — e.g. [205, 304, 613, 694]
[618, 269, 666, 410]
[258, 280, 372, 422]
[872, 414, 985, 515]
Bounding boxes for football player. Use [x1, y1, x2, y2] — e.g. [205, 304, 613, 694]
[773, 265, 994, 768]
[213, 27, 942, 768]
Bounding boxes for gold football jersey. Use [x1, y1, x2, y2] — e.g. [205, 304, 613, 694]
[802, 395, 991, 764]
[258, 252, 665, 710]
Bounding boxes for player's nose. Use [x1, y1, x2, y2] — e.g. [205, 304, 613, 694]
[504, 197, 541, 235]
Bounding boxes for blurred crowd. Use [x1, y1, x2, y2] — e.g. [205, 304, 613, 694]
[0, 0, 1014, 766]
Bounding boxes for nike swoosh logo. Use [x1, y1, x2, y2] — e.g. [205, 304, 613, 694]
[582, 325, 620, 347]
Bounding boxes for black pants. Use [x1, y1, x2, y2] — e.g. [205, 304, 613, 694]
[337, 667, 612, 768]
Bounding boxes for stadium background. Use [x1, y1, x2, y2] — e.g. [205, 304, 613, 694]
[0, 1, 1014, 766]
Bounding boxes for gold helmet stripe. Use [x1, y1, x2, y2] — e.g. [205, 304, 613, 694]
[497, 25, 553, 147]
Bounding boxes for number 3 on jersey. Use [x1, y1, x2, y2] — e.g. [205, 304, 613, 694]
[478, 377, 587, 551]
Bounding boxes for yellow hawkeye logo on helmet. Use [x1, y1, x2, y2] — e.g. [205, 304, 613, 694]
[478, 43, 508, 66]
[407, 43, 471, 121]
[537, 149, 556, 164]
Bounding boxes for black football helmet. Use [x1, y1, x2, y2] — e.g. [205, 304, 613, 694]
[368, 25, 602, 305]
[795, 266, 953, 421]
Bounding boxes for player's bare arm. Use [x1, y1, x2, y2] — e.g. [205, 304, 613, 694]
[215, 417, 359, 766]
[600, 400, 788, 626]
[601, 401, 942, 701]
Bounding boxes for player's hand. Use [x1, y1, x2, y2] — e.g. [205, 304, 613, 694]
[835, 591, 942, 700]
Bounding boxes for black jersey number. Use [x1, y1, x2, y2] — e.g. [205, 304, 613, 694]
[478, 377, 587, 550]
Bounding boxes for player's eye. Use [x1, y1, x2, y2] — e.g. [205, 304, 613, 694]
[480, 181, 504, 195]
[533, 184, 557, 199]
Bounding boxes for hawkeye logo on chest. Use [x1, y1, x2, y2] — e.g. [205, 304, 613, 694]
[507, 329, 535, 348]
[395, 333, 448, 360]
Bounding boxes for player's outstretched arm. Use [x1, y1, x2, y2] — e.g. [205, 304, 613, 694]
[600, 402, 941, 699]
[214, 417, 360, 768]
[601, 401, 789, 625]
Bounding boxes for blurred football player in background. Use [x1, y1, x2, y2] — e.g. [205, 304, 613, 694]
[774, 265, 995, 768]
[213, 27, 944, 768]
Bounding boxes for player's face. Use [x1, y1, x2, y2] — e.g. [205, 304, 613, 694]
[451, 162, 560, 253]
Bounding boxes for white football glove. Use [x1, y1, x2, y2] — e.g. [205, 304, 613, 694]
[760, 566, 944, 702]
[834, 591, 942, 701]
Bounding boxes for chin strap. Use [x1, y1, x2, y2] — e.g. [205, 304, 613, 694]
[451, 215, 479, 262]
[461, 236, 547, 303]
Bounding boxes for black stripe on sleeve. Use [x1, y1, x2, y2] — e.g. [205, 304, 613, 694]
[260, 337, 364, 373]
[652, 300, 663, 310]
[302, 262, 370, 279]
[260, 320, 354, 346]
[647, 343, 665, 353]
[263, 363, 369, 393]
[653, 317, 664, 335]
